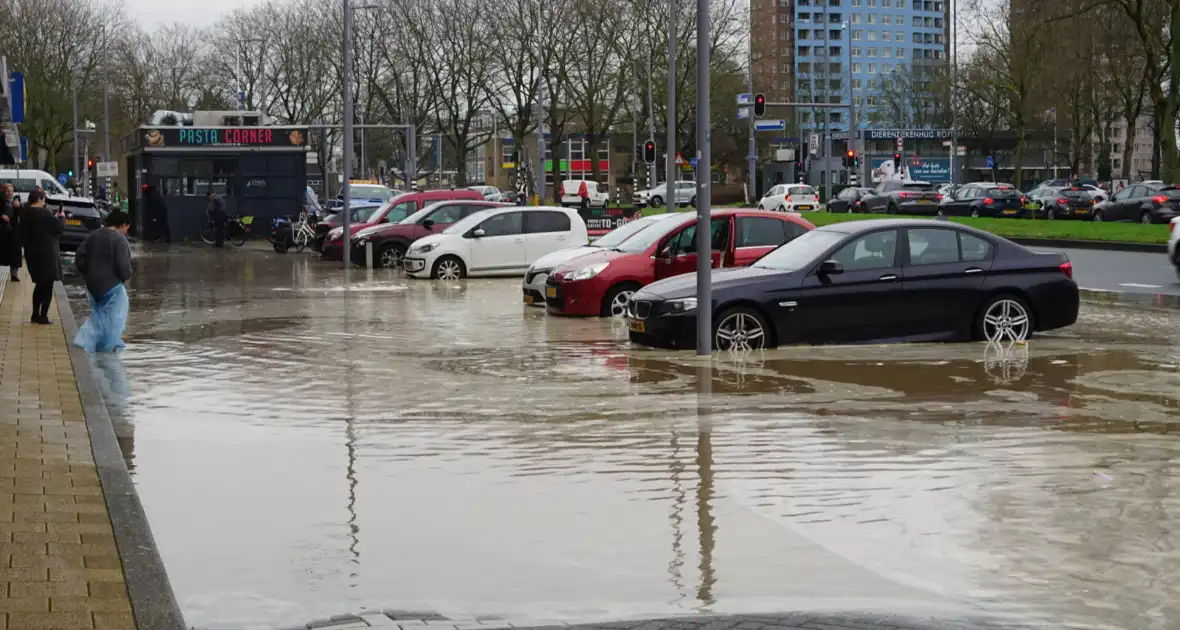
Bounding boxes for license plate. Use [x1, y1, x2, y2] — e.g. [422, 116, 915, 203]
[524, 294, 534, 305]
[796, 205, 812, 211]
[65, 219, 82, 226]
[628, 319, 646, 333]
[917, 199, 932, 203]
[545, 286, 557, 298]
[1003, 209, 1018, 215]
[1075, 209, 1089, 214]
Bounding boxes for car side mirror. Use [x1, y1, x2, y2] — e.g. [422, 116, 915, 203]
[818, 259, 843, 275]
[422, 219, 434, 230]
[472, 228, 486, 238]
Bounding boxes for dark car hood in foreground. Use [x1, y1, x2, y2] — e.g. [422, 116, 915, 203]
[636, 265, 794, 300]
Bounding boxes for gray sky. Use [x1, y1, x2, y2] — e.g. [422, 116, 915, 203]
[128, 0, 270, 26]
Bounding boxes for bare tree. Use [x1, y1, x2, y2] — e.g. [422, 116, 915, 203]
[264, 0, 342, 127]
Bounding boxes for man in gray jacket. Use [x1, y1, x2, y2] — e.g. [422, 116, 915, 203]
[76, 211, 133, 302]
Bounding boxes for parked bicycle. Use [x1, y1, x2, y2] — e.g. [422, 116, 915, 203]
[269, 206, 319, 253]
[201, 213, 253, 247]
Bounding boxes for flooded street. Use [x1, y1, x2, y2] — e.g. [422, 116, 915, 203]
[68, 247, 1180, 630]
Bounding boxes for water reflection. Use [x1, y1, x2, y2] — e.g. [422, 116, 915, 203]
[89, 349, 135, 467]
[66, 248, 1180, 630]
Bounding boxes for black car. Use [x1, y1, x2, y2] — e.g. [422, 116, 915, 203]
[1025, 186, 1095, 220]
[54, 198, 105, 252]
[937, 183, 1026, 218]
[626, 219, 1079, 351]
[859, 180, 943, 215]
[311, 203, 382, 251]
[1092, 182, 1180, 223]
[827, 186, 874, 213]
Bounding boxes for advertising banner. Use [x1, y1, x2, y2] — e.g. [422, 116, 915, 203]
[870, 157, 951, 183]
[579, 206, 642, 234]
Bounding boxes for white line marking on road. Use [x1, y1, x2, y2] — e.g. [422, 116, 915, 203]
[1119, 283, 1164, 289]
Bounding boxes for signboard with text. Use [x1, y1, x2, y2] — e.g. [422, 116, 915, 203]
[867, 129, 954, 140]
[579, 205, 642, 234]
[870, 157, 950, 183]
[139, 127, 309, 149]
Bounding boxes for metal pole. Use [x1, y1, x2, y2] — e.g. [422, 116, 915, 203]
[103, 63, 110, 162]
[695, 0, 711, 357]
[406, 122, 416, 191]
[667, 0, 677, 216]
[822, 6, 829, 190]
[949, 0, 957, 185]
[746, 14, 755, 204]
[341, 0, 354, 269]
[646, 44, 657, 188]
[72, 83, 79, 184]
[845, 21, 855, 183]
[534, 44, 546, 204]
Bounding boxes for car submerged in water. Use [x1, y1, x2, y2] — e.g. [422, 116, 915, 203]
[626, 218, 1079, 351]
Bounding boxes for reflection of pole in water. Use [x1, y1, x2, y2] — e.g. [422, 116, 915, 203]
[695, 360, 716, 607]
[342, 278, 360, 583]
[667, 432, 687, 599]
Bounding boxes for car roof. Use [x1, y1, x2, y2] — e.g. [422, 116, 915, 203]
[815, 218, 993, 236]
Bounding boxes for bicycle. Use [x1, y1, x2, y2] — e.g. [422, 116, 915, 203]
[200, 213, 253, 247]
[290, 209, 317, 253]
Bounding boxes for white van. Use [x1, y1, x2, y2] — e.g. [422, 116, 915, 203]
[0, 169, 74, 202]
[560, 179, 609, 208]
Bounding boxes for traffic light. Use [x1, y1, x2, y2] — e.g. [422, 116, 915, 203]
[87, 159, 94, 169]
[67, 169, 73, 178]
[844, 150, 854, 168]
[893, 152, 902, 169]
[643, 140, 656, 164]
[753, 93, 766, 118]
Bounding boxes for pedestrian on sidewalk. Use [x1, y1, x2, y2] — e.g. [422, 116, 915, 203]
[20, 189, 63, 325]
[73, 211, 133, 353]
[1, 183, 22, 282]
[206, 190, 226, 248]
[146, 185, 170, 244]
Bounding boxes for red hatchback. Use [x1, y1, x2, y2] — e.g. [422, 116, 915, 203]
[545, 209, 814, 317]
[322, 189, 484, 260]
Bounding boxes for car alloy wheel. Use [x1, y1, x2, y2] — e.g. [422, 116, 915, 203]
[980, 297, 1031, 342]
[1140, 212, 1153, 224]
[1093, 210, 1103, 222]
[971, 208, 980, 218]
[1046, 208, 1055, 220]
[379, 244, 405, 268]
[433, 256, 465, 280]
[650, 196, 663, 207]
[605, 288, 635, 317]
[714, 308, 769, 351]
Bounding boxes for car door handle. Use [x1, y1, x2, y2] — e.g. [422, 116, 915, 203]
[964, 268, 983, 275]
[879, 274, 898, 282]
[514, 238, 524, 243]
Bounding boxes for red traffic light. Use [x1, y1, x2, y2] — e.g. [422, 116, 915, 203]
[643, 140, 656, 164]
[87, 159, 94, 167]
[846, 150, 855, 158]
[753, 93, 767, 117]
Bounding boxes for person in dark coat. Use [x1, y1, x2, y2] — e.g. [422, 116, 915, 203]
[1, 184, 21, 281]
[206, 191, 226, 248]
[145, 185, 170, 243]
[21, 189, 63, 325]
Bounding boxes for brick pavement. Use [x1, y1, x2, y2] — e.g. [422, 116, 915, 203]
[0, 276, 137, 629]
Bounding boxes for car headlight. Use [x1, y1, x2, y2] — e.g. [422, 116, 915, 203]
[569, 261, 609, 281]
[661, 298, 698, 314]
[328, 228, 343, 240]
[413, 242, 438, 254]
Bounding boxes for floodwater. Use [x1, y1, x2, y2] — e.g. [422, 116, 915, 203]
[66, 247, 1180, 630]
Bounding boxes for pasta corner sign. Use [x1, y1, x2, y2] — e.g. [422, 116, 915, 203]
[142, 127, 308, 149]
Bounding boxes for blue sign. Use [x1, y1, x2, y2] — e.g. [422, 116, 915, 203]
[754, 119, 786, 132]
[870, 157, 950, 183]
[18, 136, 27, 162]
[9, 72, 24, 124]
[736, 93, 752, 105]
[985, 155, 995, 169]
[57, 173, 68, 185]
[690, 157, 698, 168]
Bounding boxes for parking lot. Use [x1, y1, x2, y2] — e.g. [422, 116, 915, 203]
[69, 247, 1180, 630]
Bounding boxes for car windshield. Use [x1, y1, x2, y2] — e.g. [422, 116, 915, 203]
[347, 185, 390, 201]
[400, 202, 447, 225]
[1059, 189, 1090, 199]
[788, 186, 815, 196]
[753, 229, 846, 272]
[987, 187, 1021, 197]
[348, 206, 378, 222]
[902, 183, 937, 192]
[613, 214, 694, 253]
[593, 214, 677, 248]
[443, 209, 496, 234]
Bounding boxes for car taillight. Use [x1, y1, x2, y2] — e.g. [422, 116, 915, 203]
[1060, 261, 1073, 279]
[898, 192, 912, 198]
[785, 194, 792, 201]
[1152, 195, 1167, 204]
[1020, 196, 1027, 204]
[1170, 221, 1177, 234]
[936, 194, 943, 201]
[983, 197, 994, 205]
[1056, 198, 1068, 205]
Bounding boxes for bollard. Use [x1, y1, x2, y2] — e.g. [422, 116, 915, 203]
[365, 241, 374, 268]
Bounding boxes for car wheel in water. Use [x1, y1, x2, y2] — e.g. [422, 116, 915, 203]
[379, 243, 406, 269]
[432, 256, 466, 280]
[273, 242, 289, 254]
[714, 306, 771, 351]
[1140, 212, 1153, 224]
[975, 294, 1033, 343]
[971, 208, 980, 218]
[1093, 210, 1103, 222]
[602, 283, 640, 318]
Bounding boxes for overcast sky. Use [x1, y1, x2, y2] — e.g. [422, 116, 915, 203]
[127, 0, 270, 26]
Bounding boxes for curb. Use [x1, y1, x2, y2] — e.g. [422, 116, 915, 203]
[1080, 287, 1180, 309]
[55, 283, 187, 630]
[1006, 237, 1167, 253]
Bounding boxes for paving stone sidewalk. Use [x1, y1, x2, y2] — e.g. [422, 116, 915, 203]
[0, 276, 137, 629]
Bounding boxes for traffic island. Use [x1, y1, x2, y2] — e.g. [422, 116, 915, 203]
[0, 274, 184, 630]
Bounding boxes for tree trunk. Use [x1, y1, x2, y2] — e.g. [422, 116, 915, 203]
[1013, 125, 1027, 190]
[587, 135, 603, 183]
[1151, 106, 1162, 180]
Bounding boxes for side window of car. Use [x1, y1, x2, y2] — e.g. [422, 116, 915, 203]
[1112, 187, 1131, 201]
[959, 232, 993, 262]
[830, 229, 899, 272]
[428, 204, 464, 224]
[478, 211, 524, 236]
[736, 216, 787, 247]
[956, 186, 975, 200]
[386, 201, 416, 222]
[526, 211, 571, 234]
[907, 228, 960, 266]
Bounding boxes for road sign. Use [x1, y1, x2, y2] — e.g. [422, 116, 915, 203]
[690, 157, 698, 168]
[956, 146, 967, 157]
[57, 173, 67, 185]
[895, 136, 904, 151]
[754, 119, 786, 131]
[95, 161, 118, 178]
[911, 155, 921, 166]
[774, 148, 796, 162]
[809, 134, 819, 155]
[736, 93, 752, 105]
[985, 155, 995, 169]
[674, 153, 685, 165]
[737, 107, 749, 120]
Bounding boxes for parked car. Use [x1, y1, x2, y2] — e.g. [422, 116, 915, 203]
[0, 168, 79, 203]
[560, 180, 609, 209]
[313, 203, 382, 252]
[625, 219, 1079, 351]
[402, 206, 588, 280]
[469, 185, 506, 202]
[322, 189, 484, 259]
[634, 181, 696, 207]
[55, 198, 105, 252]
[1025, 186, 1095, 220]
[1078, 184, 1108, 203]
[544, 210, 814, 318]
[859, 180, 943, 215]
[1092, 182, 1180, 223]
[522, 213, 684, 306]
[349, 200, 508, 267]
[827, 186, 874, 213]
[338, 184, 395, 204]
[1169, 217, 1179, 280]
[756, 184, 820, 212]
[937, 183, 1025, 218]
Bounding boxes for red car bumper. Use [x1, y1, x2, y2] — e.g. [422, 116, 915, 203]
[544, 276, 610, 317]
[322, 239, 344, 260]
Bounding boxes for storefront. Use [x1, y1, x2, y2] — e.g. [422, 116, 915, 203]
[121, 125, 309, 240]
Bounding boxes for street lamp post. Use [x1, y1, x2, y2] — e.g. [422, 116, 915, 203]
[694, 0, 711, 356]
[341, 0, 355, 269]
[666, 0, 677, 218]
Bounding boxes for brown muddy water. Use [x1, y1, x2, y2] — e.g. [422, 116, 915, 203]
[67, 247, 1180, 630]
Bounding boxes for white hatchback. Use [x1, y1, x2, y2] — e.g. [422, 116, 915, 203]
[757, 184, 820, 212]
[1169, 216, 1179, 280]
[403, 206, 588, 280]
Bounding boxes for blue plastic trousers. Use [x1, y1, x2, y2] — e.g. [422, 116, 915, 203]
[73, 284, 129, 353]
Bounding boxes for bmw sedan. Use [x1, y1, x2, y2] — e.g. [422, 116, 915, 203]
[626, 219, 1079, 351]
